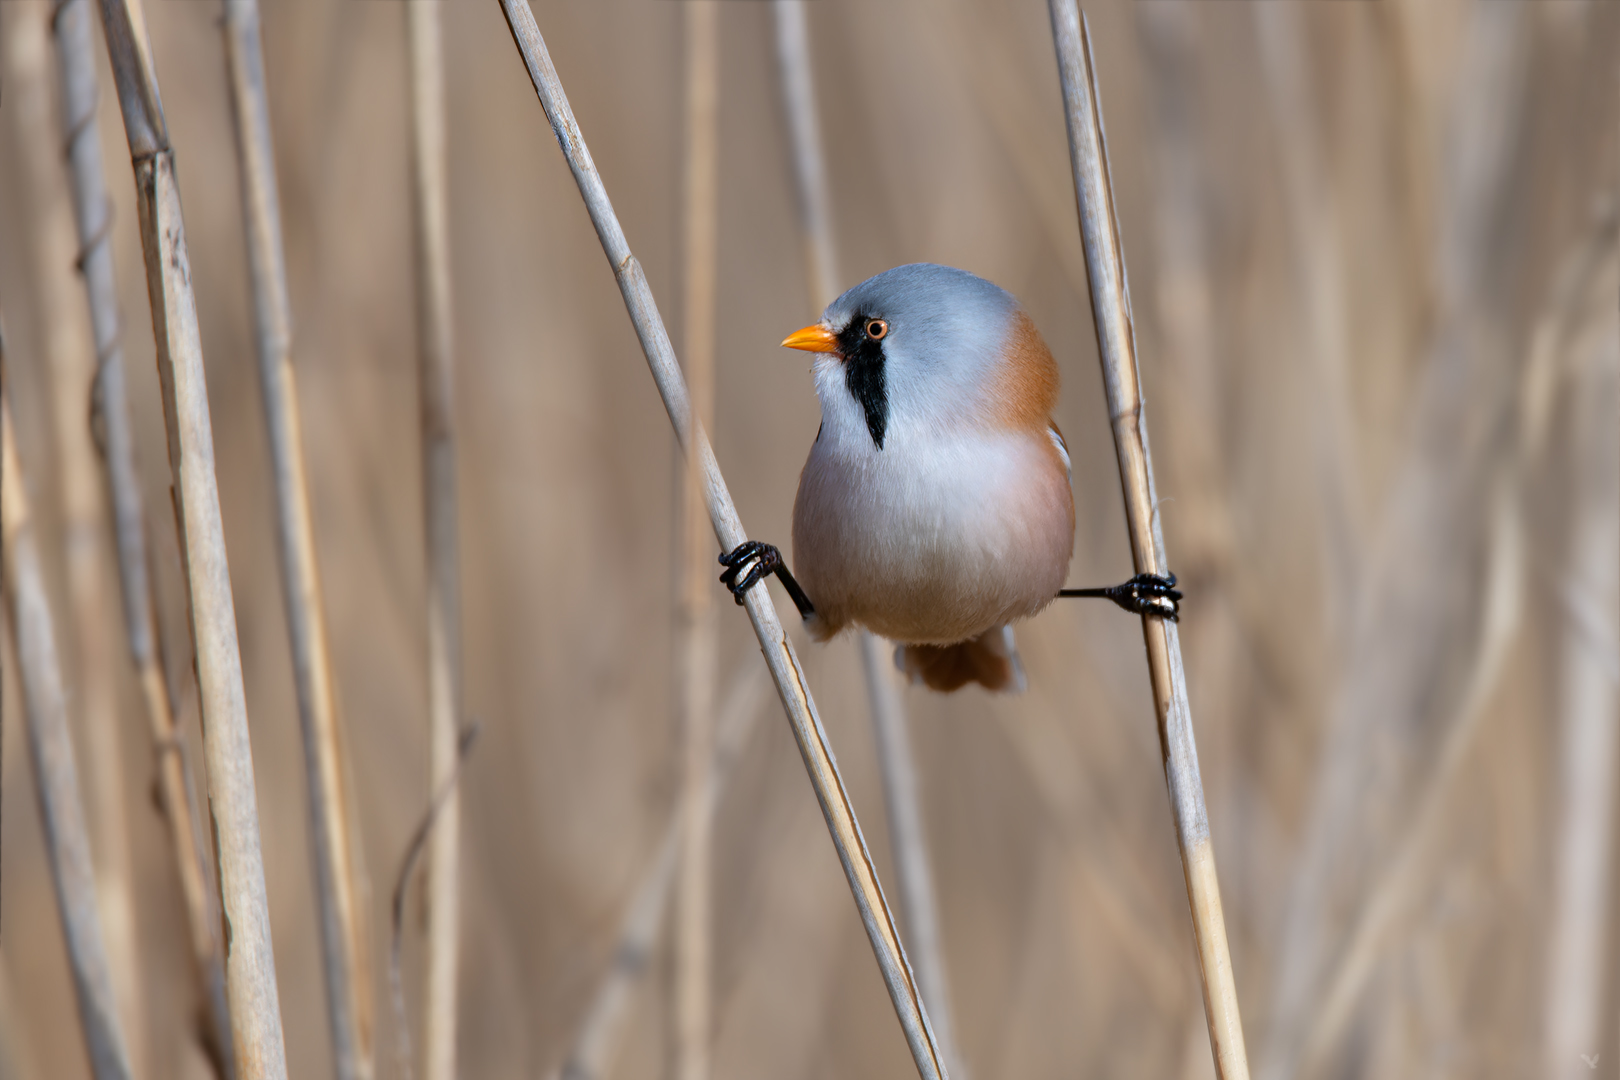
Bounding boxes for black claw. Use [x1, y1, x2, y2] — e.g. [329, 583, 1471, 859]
[719, 541, 783, 605]
[1059, 571, 1183, 621]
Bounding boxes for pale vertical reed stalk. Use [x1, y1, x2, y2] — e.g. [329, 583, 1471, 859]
[1293, 211, 1617, 1080]
[496, 4, 948, 1075]
[0, 949, 44, 1080]
[1251, 4, 1362, 628]
[555, 664, 770, 1080]
[219, 3, 375, 1077]
[50, 1, 235, 1072]
[405, 5, 462, 1078]
[675, 5, 721, 1080]
[1, 379, 135, 1080]
[1047, 7, 1250, 1078]
[94, 0, 290, 1073]
[8, 8, 146, 1073]
[770, 6, 966, 1073]
[1261, 8, 1531, 1075]
[1541, 235, 1619, 1080]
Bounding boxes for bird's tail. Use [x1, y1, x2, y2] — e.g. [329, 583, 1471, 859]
[894, 625, 1027, 694]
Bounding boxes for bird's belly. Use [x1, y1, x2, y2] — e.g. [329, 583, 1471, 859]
[792, 433, 1074, 644]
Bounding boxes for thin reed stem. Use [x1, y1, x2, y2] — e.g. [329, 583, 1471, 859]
[9, 8, 146, 1072]
[496, 5, 948, 1075]
[770, 5, 966, 1072]
[1047, 6, 1250, 1078]
[1, 379, 135, 1080]
[556, 665, 770, 1080]
[675, 5, 721, 1080]
[219, 4, 375, 1077]
[405, 5, 463, 1079]
[93, 0, 290, 1073]
[51, 0, 234, 1073]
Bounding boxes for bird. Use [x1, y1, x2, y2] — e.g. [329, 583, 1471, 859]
[719, 263, 1179, 693]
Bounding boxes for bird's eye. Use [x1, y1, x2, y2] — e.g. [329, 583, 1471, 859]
[865, 319, 889, 341]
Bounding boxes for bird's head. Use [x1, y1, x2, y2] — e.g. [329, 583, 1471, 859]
[781, 263, 1056, 452]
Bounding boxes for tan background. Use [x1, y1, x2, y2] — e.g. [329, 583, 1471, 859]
[1, 0, 1617, 1077]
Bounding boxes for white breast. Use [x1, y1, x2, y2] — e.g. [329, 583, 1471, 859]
[791, 423, 1075, 645]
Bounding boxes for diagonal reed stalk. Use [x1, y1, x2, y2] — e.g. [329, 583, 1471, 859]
[405, 5, 463, 1079]
[1047, 6, 1250, 1078]
[769, 4, 966, 1075]
[9, 8, 146, 1072]
[94, 0, 290, 1073]
[554, 663, 770, 1080]
[219, 3, 375, 1078]
[496, 4, 947, 1075]
[2, 375, 135, 1080]
[675, 5, 721, 1080]
[50, 0, 236, 1074]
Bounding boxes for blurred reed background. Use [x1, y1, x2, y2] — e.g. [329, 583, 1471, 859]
[0, 0, 1616, 1078]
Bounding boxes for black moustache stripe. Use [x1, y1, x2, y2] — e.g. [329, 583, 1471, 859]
[839, 315, 888, 450]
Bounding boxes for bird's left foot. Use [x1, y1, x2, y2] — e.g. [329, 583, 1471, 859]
[1060, 573, 1182, 621]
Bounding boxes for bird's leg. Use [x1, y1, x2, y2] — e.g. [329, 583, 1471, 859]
[1059, 572, 1182, 621]
[719, 541, 817, 620]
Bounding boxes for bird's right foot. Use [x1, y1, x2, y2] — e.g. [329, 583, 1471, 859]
[718, 541, 783, 604]
[718, 541, 818, 620]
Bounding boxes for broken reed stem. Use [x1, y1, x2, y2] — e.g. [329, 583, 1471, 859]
[1, 379, 135, 1080]
[10, 7, 146, 1071]
[51, 0, 235, 1074]
[94, 0, 290, 1074]
[769, 4, 965, 1073]
[496, 4, 946, 1076]
[219, 3, 375, 1077]
[675, 5, 721, 1080]
[405, 5, 462, 1079]
[555, 664, 770, 1080]
[1047, 7, 1250, 1078]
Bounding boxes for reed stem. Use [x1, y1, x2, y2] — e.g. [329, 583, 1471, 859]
[9, 8, 146, 1072]
[219, 3, 375, 1077]
[496, 4, 947, 1074]
[1046, 6, 1250, 1078]
[51, 0, 235, 1072]
[770, 6, 966, 1072]
[556, 665, 769, 1080]
[93, 0, 290, 1072]
[675, 5, 721, 1080]
[2, 378, 134, 1080]
[405, 5, 463, 1078]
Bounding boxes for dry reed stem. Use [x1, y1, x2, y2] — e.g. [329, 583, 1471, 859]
[675, 5, 721, 1080]
[1251, 4, 1363, 628]
[1541, 238, 1618, 1080]
[0, 948, 44, 1080]
[497, 5, 947, 1075]
[219, 3, 375, 1077]
[770, 5, 965, 1073]
[8, 9, 146, 1072]
[388, 722, 479, 1080]
[1047, 7, 1249, 1078]
[405, 5, 463, 1079]
[555, 664, 770, 1080]
[1293, 208, 1620, 1080]
[1259, 9, 1532, 1074]
[49, 1, 235, 1072]
[94, 0, 290, 1073]
[1, 379, 135, 1080]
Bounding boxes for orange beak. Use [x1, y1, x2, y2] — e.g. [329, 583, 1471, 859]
[781, 323, 840, 354]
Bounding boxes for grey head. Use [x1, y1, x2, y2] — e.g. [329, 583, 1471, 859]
[813, 263, 1020, 452]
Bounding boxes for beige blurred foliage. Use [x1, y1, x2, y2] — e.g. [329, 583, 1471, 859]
[0, 1, 1616, 1078]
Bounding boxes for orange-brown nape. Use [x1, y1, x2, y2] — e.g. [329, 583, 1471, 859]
[988, 309, 1063, 432]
